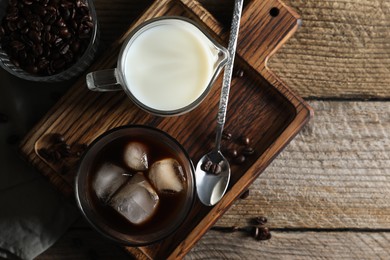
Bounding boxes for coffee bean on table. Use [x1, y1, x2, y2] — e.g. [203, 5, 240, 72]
[252, 227, 271, 241]
[253, 216, 268, 225]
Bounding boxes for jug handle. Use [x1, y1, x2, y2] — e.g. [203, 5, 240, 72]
[86, 68, 122, 91]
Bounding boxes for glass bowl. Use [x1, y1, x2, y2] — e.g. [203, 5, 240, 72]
[0, 0, 99, 82]
[75, 125, 195, 246]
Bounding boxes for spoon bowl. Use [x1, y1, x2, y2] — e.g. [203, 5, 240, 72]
[195, 151, 230, 206]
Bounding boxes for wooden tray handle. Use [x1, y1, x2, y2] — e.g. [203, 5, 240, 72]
[238, 0, 301, 73]
[181, 0, 300, 78]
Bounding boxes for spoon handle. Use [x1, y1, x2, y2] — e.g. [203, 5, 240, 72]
[215, 0, 244, 150]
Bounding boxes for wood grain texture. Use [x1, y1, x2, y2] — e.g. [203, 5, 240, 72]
[217, 101, 390, 229]
[187, 230, 390, 259]
[268, 0, 390, 98]
[37, 227, 390, 259]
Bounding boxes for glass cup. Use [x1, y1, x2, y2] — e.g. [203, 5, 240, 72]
[86, 16, 228, 116]
[75, 125, 195, 246]
[0, 0, 99, 82]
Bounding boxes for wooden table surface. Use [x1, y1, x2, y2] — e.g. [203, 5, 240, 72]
[36, 0, 390, 259]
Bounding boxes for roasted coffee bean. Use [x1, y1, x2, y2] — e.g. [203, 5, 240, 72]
[210, 162, 222, 175]
[50, 133, 65, 144]
[51, 58, 65, 70]
[202, 160, 213, 172]
[223, 147, 238, 158]
[21, 6, 32, 17]
[252, 227, 271, 241]
[43, 13, 56, 24]
[37, 58, 49, 70]
[26, 65, 38, 74]
[32, 3, 46, 17]
[6, 21, 17, 31]
[59, 28, 71, 39]
[43, 24, 51, 31]
[22, 0, 33, 5]
[234, 68, 244, 78]
[10, 58, 20, 67]
[70, 40, 79, 52]
[5, 7, 19, 21]
[43, 31, 51, 42]
[10, 40, 25, 51]
[32, 43, 43, 56]
[0, 25, 5, 38]
[59, 43, 69, 55]
[53, 37, 63, 47]
[60, 7, 71, 20]
[20, 26, 29, 34]
[243, 147, 255, 156]
[38, 148, 53, 161]
[42, 43, 51, 56]
[253, 216, 267, 225]
[27, 29, 41, 43]
[0, 113, 9, 123]
[239, 189, 250, 199]
[63, 51, 73, 63]
[18, 50, 27, 60]
[56, 18, 66, 28]
[222, 131, 232, 140]
[73, 143, 88, 157]
[31, 20, 44, 31]
[240, 135, 250, 145]
[21, 34, 33, 47]
[234, 155, 246, 164]
[58, 143, 71, 157]
[39, 0, 50, 6]
[9, 0, 18, 7]
[25, 53, 36, 65]
[53, 150, 62, 161]
[17, 19, 27, 29]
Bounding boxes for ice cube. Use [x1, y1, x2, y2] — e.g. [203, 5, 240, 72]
[110, 173, 159, 225]
[92, 163, 129, 202]
[148, 158, 186, 194]
[123, 142, 148, 171]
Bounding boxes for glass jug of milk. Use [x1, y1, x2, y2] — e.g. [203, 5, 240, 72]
[86, 16, 228, 116]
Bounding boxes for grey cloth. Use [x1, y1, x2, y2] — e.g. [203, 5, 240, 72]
[0, 71, 79, 259]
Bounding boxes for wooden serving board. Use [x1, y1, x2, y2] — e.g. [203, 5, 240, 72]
[19, 0, 312, 258]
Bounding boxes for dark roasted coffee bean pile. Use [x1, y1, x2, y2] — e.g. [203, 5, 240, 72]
[38, 133, 87, 165]
[221, 131, 256, 166]
[0, 0, 93, 76]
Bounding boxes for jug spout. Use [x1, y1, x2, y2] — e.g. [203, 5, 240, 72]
[211, 45, 229, 73]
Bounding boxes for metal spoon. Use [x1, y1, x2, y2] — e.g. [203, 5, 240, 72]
[195, 0, 244, 206]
